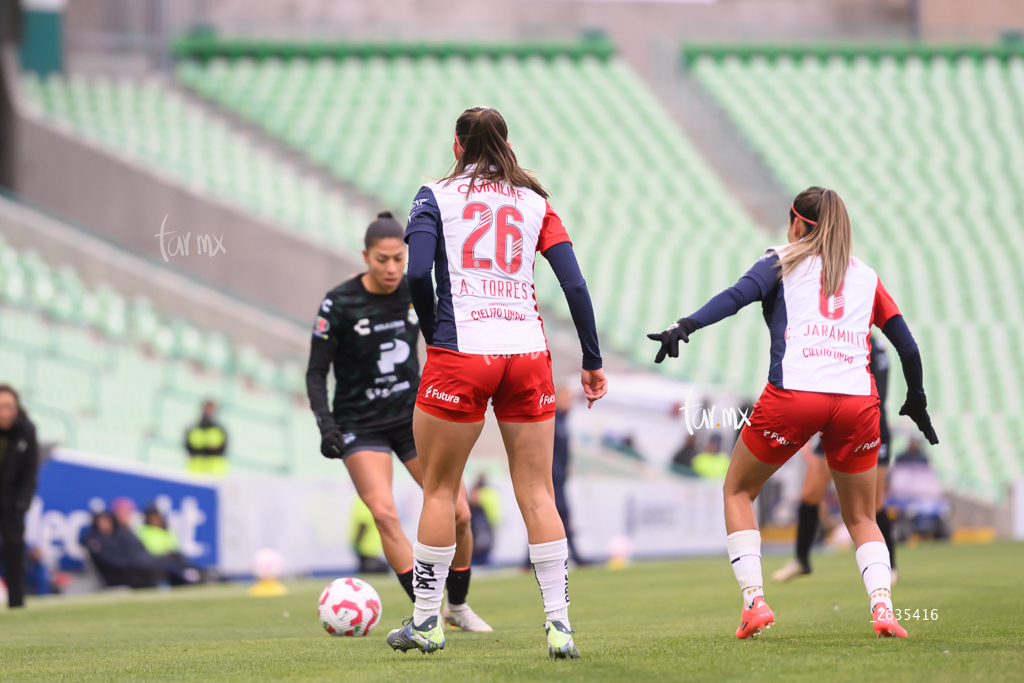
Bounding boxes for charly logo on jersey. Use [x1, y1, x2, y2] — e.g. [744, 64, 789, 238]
[313, 316, 330, 339]
[408, 305, 418, 326]
[354, 318, 371, 336]
[424, 385, 460, 404]
[321, 298, 333, 314]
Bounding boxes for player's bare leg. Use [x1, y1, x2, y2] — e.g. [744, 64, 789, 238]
[723, 437, 781, 638]
[499, 418, 578, 659]
[345, 450, 413, 573]
[831, 465, 907, 637]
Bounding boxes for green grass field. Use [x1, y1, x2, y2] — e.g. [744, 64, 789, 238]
[1, 541, 1022, 682]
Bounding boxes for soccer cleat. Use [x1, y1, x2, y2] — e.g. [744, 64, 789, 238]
[772, 560, 811, 583]
[872, 604, 909, 638]
[545, 620, 581, 659]
[735, 596, 775, 639]
[387, 615, 446, 654]
[443, 603, 494, 632]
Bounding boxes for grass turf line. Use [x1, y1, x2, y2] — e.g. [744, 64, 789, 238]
[0, 541, 1021, 682]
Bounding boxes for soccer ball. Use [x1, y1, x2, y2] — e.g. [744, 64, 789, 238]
[318, 578, 382, 637]
[252, 548, 285, 580]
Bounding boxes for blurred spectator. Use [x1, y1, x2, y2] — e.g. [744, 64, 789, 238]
[81, 508, 164, 589]
[895, 438, 929, 466]
[670, 434, 699, 476]
[0, 384, 38, 608]
[691, 433, 730, 479]
[553, 386, 587, 565]
[469, 473, 501, 565]
[0, 540, 54, 596]
[600, 431, 642, 460]
[138, 505, 203, 585]
[349, 498, 388, 573]
[185, 400, 228, 476]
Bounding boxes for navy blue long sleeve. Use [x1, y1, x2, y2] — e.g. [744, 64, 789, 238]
[881, 314, 924, 395]
[542, 241, 603, 371]
[688, 252, 780, 328]
[406, 231, 438, 346]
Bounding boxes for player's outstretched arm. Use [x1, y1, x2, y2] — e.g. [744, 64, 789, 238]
[647, 251, 778, 363]
[541, 242, 606, 407]
[881, 315, 939, 445]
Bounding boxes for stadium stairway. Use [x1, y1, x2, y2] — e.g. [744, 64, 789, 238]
[689, 44, 1024, 500]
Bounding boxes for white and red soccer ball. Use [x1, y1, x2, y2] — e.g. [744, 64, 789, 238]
[252, 548, 286, 580]
[318, 578, 382, 637]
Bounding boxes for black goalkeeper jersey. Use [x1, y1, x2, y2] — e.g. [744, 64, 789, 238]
[306, 274, 421, 433]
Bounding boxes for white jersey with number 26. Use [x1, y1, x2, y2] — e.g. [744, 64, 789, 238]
[405, 170, 571, 356]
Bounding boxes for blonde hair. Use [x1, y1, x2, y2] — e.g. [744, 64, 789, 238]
[778, 186, 852, 297]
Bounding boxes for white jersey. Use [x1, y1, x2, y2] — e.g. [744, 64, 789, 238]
[757, 244, 901, 396]
[406, 171, 571, 355]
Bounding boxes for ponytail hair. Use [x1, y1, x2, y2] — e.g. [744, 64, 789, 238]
[778, 186, 852, 297]
[442, 106, 548, 199]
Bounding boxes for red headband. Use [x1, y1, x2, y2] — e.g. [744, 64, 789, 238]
[791, 203, 818, 226]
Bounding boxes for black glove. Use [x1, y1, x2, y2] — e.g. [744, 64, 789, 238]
[899, 391, 939, 445]
[647, 317, 699, 364]
[319, 424, 347, 459]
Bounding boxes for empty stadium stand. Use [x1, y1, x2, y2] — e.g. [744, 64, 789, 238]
[0, 195, 328, 476]
[19, 71, 373, 253]
[172, 40, 773, 391]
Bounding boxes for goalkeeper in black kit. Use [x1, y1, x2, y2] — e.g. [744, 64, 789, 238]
[306, 211, 491, 631]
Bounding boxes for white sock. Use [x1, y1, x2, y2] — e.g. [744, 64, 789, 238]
[856, 541, 893, 610]
[530, 538, 570, 626]
[412, 542, 456, 626]
[727, 530, 764, 609]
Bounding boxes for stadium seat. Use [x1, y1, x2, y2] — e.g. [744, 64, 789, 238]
[172, 45, 769, 388]
[19, 72, 373, 253]
[0, 235, 319, 475]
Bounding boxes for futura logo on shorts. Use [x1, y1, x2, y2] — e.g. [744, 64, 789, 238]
[424, 385, 460, 404]
[854, 436, 881, 452]
[539, 394, 556, 409]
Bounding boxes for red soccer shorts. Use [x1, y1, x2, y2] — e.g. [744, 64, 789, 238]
[416, 347, 556, 423]
[740, 383, 881, 474]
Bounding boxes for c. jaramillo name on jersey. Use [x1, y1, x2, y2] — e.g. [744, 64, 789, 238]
[792, 323, 870, 349]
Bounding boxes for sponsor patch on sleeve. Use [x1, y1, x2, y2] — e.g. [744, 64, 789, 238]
[313, 316, 331, 339]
